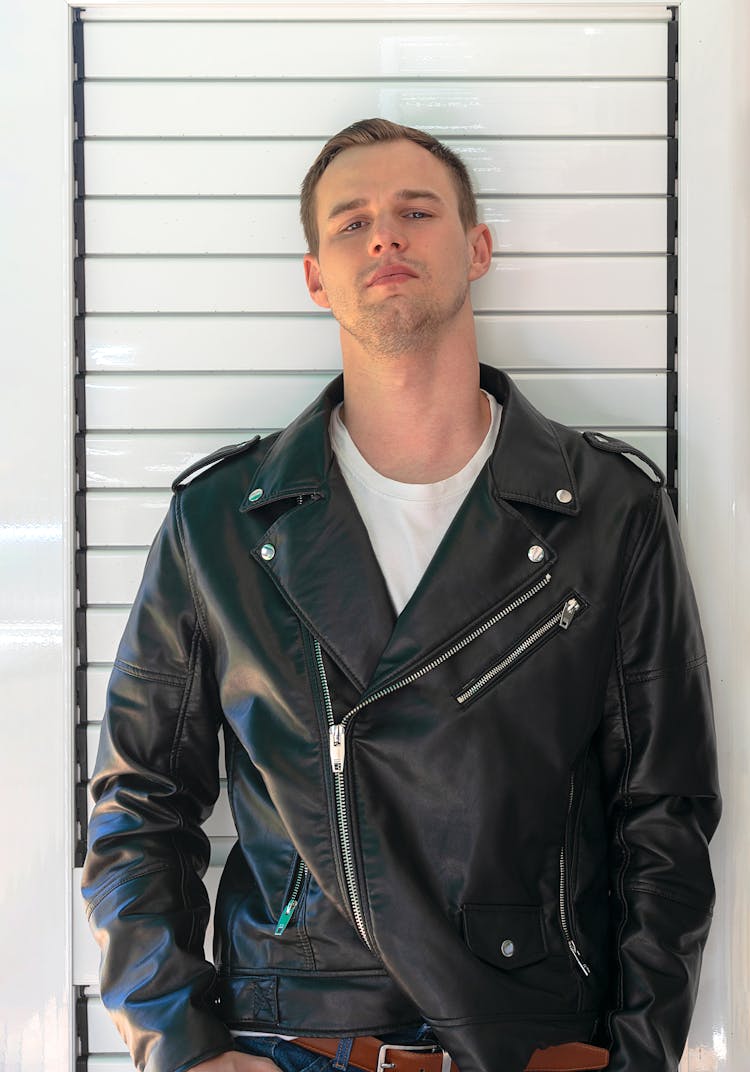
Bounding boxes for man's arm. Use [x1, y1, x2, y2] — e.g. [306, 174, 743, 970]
[596, 486, 721, 1071]
[81, 493, 236, 1072]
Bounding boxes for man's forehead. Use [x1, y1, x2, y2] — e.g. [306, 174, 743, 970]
[315, 139, 456, 213]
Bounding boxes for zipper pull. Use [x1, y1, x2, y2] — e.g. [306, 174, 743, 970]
[568, 939, 591, 977]
[559, 598, 581, 630]
[329, 723, 346, 773]
[274, 897, 298, 936]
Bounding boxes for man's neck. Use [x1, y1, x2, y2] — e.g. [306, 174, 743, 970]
[338, 331, 490, 485]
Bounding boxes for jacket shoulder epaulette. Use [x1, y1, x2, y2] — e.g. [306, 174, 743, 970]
[171, 435, 261, 492]
[582, 430, 666, 487]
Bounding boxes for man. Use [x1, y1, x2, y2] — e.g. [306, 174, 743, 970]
[82, 119, 720, 1072]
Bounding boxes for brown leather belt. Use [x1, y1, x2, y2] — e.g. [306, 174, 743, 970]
[292, 1036, 609, 1072]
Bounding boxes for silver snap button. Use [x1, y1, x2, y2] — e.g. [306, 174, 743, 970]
[248, 488, 264, 503]
[556, 488, 573, 504]
[527, 545, 545, 563]
[501, 939, 515, 958]
[260, 543, 275, 561]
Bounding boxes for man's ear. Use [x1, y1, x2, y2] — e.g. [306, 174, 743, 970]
[303, 254, 331, 309]
[467, 223, 493, 283]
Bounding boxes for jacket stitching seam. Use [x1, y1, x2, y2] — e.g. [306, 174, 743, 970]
[167, 499, 205, 952]
[223, 877, 244, 975]
[169, 621, 201, 777]
[167, 614, 202, 950]
[223, 731, 241, 973]
[175, 488, 216, 667]
[550, 419, 580, 503]
[85, 862, 172, 919]
[426, 1011, 595, 1026]
[218, 968, 393, 979]
[296, 869, 317, 971]
[618, 486, 662, 606]
[624, 654, 708, 683]
[605, 487, 663, 1044]
[112, 658, 186, 688]
[608, 625, 632, 1038]
[569, 746, 590, 1016]
[625, 882, 714, 912]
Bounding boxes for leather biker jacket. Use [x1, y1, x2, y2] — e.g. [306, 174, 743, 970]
[82, 365, 721, 1072]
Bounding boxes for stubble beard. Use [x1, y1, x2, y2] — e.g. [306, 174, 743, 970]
[328, 275, 469, 358]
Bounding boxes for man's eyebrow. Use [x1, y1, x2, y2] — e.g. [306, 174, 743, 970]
[327, 197, 368, 221]
[393, 188, 444, 205]
[327, 189, 444, 221]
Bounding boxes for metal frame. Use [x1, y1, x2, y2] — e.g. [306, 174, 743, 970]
[66, 3, 676, 18]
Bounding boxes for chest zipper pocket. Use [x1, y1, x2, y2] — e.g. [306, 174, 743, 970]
[455, 594, 584, 706]
[274, 853, 309, 936]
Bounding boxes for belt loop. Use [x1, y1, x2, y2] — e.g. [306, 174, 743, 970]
[332, 1036, 354, 1070]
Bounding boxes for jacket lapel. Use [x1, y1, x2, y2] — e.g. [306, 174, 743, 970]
[365, 470, 556, 694]
[240, 375, 395, 693]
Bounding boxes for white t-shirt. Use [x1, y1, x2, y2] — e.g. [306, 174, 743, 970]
[329, 390, 502, 615]
[231, 390, 502, 1043]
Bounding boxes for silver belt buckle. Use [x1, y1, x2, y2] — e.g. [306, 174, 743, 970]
[376, 1042, 452, 1072]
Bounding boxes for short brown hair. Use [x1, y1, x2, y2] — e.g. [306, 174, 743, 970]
[300, 117, 478, 256]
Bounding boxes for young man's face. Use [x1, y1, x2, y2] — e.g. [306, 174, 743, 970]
[303, 139, 491, 357]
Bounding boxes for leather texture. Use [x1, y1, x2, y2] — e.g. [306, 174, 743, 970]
[82, 366, 721, 1072]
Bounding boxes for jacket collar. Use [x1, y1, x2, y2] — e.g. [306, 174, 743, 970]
[240, 364, 579, 518]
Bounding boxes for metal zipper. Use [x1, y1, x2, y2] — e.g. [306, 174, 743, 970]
[274, 854, 309, 936]
[455, 595, 581, 705]
[313, 638, 374, 950]
[313, 571, 553, 953]
[559, 772, 591, 978]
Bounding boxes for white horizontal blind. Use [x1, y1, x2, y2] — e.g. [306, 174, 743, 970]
[73, 8, 676, 1066]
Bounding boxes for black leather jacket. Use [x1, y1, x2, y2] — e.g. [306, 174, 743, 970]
[82, 365, 720, 1072]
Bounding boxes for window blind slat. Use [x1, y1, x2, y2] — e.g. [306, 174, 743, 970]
[85, 314, 669, 373]
[85, 198, 668, 256]
[84, 257, 668, 315]
[84, 81, 669, 138]
[84, 371, 667, 432]
[86, 490, 172, 544]
[83, 21, 669, 80]
[84, 139, 670, 197]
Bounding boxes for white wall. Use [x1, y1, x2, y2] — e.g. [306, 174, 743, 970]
[677, 1, 750, 1067]
[0, 2, 75, 1071]
[0, 2, 747, 1070]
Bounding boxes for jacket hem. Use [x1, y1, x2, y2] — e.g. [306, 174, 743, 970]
[216, 969, 422, 1036]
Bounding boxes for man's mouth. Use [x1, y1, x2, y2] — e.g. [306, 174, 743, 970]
[367, 264, 419, 287]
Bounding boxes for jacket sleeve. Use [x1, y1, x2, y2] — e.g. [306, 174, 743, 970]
[596, 485, 721, 1071]
[81, 492, 236, 1072]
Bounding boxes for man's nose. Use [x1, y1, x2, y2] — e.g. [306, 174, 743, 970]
[368, 218, 407, 256]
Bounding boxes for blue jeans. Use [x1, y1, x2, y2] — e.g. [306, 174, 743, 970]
[233, 1023, 439, 1072]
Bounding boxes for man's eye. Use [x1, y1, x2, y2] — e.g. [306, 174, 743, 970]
[406, 211, 431, 219]
[342, 220, 365, 232]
